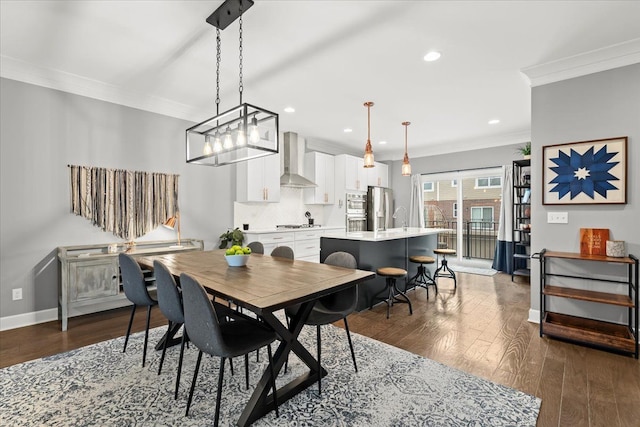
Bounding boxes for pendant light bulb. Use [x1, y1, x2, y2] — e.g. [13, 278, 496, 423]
[223, 125, 233, 149]
[249, 116, 260, 143]
[203, 135, 213, 155]
[236, 123, 246, 146]
[401, 121, 411, 176]
[213, 131, 223, 153]
[363, 101, 375, 168]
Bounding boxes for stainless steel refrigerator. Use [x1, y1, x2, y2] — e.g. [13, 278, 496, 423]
[366, 186, 394, 231]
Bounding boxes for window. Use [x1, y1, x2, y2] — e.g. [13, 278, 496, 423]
[451, 179, 457, 187]
[453, 202, 457, 218]
[475, 176, 501, 188]
[423, 182, 434, 192]
[470, 206, 493, 229]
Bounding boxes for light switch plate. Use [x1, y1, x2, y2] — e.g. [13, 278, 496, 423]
[547, 212, 568, 224]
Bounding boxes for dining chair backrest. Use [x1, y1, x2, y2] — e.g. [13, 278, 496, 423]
[270, 245, 294, 260]
[154, 260, 184, 325]
[180, 273, 229, 357]
[247, 241, 264, 254]
[119, 253, 155, 306]
[318, 251, 358, 313]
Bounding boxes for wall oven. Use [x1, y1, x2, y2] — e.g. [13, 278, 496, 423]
[346, 192, 366, 232]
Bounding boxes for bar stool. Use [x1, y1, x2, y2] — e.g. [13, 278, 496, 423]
[433, 248, 457, 289]
[407, 255, 437, 298]
[370, 267, 412, 319]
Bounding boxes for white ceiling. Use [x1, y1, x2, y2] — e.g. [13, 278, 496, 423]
[2, 1, 640, 160]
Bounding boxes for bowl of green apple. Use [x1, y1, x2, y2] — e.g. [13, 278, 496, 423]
[224, 245, 252, 267]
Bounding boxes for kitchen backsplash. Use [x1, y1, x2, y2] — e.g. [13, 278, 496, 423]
[234, 187, 325, 230]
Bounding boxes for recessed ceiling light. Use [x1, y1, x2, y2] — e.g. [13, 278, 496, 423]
[379, 141, 387, 145]
[343, 128, 353, 133]
[488, 119, 500, 125]
[423, 51, 441, 62]
[284, 107, 295, 113]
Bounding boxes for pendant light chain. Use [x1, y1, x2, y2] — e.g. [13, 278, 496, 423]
[215, 28, 221, 116]
[238, 2, 244, 105]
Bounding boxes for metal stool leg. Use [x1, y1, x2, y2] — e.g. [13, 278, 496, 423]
[434, 256, 457, 288]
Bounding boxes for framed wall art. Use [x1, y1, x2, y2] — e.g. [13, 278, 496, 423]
[542, 136, 627, 205]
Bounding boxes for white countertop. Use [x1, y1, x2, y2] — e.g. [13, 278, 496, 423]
[322, 227, 446, 242]
[243, 226, 345, 234]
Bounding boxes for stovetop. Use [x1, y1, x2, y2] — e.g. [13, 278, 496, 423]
[276, 224, 322, 229]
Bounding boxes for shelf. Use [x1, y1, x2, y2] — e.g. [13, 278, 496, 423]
[513, 268, 530, 277]
[542, 312, 636, 354]
[543, 250, 635, 265]
[543, 285, 634, 307]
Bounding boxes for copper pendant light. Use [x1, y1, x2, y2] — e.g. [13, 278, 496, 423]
[401, 121, 411, 176]
[363, 101, 375, 168]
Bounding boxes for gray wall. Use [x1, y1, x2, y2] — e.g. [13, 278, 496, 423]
[0, 78, 236, 319]
[530, 63, 640, 320]
[389, 143, 525, 225]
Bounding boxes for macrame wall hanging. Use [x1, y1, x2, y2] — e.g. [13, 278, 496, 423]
[68, 165, 179, 241]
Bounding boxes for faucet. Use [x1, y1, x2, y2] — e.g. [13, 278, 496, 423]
[392, 206, 408, 231]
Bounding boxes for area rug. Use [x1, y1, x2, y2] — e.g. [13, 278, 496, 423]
[0, 324, 540, 426]
[447, 264, 498, 276]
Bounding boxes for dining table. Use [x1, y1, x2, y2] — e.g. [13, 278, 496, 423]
[136, 249, 375, 426]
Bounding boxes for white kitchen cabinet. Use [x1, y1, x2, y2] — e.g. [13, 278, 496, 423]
[367, 162, 389, 187]
[244, 229, 324, 262]
[336, 154, 367, 191]
[303, 152, 335, 204]
[236, 153, 281, 203]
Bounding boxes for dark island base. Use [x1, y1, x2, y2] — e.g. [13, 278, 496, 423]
[320, 234, 438, 311]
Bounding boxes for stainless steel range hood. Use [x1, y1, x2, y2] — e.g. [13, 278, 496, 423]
[280, 132, 317, 188]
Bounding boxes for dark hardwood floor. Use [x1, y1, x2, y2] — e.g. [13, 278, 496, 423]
[1, 271, 638, 427]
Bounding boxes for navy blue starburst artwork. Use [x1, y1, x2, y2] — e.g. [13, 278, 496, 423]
[548, 145, 619, 200]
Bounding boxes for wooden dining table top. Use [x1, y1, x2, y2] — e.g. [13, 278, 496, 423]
[137, 249, 375, 315]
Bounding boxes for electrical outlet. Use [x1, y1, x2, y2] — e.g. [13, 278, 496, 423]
[547, 212, 568, 224]
[12, 288, 23, 301]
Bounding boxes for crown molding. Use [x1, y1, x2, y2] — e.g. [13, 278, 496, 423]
[521, 38, 640, 87]
[0, 55, 203, 123]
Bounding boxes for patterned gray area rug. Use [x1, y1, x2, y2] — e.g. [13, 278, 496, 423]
[1, 324, 540, 426]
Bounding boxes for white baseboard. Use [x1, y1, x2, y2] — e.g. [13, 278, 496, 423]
[0, 308, 58, 331]
[528, 309, 540, 324]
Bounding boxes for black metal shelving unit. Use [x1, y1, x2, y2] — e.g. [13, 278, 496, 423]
[512, 159, 531, 281]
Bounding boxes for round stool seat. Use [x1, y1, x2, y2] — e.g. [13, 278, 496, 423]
[376, 267, 407, 278]
[433, 248, 456, 255]
[409, 255, 436, 264]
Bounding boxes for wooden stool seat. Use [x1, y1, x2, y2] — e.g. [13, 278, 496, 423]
[371, 267, 411, 319]
[433, 248, 456, 256]
[409, 255, 435, 264]
[376, 267, 407, 278]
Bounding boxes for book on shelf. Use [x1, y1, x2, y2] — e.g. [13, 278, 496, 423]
[521, 189, 531, 203]
[579, 228, 609, 256]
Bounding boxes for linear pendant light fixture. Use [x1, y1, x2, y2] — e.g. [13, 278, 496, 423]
[186, 0, 279, 166]
[363, 101, 375, 168]
[401, 121, 412, 176]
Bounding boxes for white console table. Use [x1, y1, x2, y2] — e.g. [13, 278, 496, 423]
[57, 239, 203, 331]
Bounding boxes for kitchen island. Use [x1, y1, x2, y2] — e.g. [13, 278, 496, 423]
[321, 228, 446, 311]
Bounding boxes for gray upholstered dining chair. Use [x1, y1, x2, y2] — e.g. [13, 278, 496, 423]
[247, 241, 264, 254]
[119, 253, 157, 368]
[154, 260, 188, 400]
[285, 251, 359, 394]
[270, 245, 294, 259]
[180, 273, 280, 425]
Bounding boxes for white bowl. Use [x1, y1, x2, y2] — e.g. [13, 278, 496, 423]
[225, 254, 250, 267]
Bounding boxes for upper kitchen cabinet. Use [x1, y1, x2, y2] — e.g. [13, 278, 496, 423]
[335, 154, 367, 191]
[236, 153, 281, 203]
[367, 162, 389, 187]
[304, 152, 335, 204]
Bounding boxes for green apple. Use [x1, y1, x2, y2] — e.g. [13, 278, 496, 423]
[243, 247, 251, 254]
[225, 248, 235, 256]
